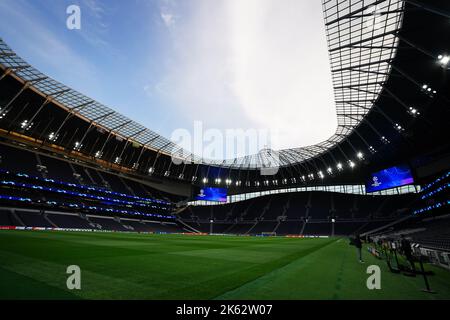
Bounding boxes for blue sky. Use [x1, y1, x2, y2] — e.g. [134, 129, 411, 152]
[0, 0, 337, 157]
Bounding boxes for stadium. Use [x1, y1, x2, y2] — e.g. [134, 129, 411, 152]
[0, 0, 449, 304]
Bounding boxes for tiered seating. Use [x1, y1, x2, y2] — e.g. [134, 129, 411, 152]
[47, 213, 93, 229]
[71, 163, 94, 185]
[39, 155, 76, 183]
[99, 171, 129, 194]
[121, 219, 152, 232]
[121, 178, 149, 196]
[285, 193, 308, 219]
[226, 201, 250, 221]
[308, 192, 331, 219]
[210, 223, 234, 234]
[333, 193, 355, 219]
[264, 194, 288, 219]
[85, 168, 105, 186]
[212, 204, 230, 221]
[0, 144, 39, 174]
[334, 221, 367, 236]
[243, 197, 267, 220]
[276, 220, 304, 235]
[0, 143, 185, 234]
[142, 221, 183, 233]
[410, 218, 450, 251]
[0, 208, 21, 226]
[226, 223, 254, 234]
[16, 210, 53, 228]
[303, 222, 331, 236]
[187, 190, 416, 236]
[88, 216, 128, 231]
[355, 195, 383, 218]
[252, 221, 278, 234]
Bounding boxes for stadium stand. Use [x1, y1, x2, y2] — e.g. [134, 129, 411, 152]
[183, 191, 417, 236]
[0, 142, 186, 233]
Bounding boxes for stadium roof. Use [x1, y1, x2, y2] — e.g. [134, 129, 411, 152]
[0, 0, 405, 169]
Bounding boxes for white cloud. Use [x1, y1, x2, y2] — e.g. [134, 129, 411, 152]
[161, 12, 176, 27]
[158, 0, 337, 157]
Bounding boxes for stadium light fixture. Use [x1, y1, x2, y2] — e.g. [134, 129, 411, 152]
[48, 132, 58, 142]
[337, 163, 343, 171]
[114, 157, 121, 164]
[408, 107, 420, 117]
[148, 167, 154, 174]
[0, 107, 7, 119]
[356, 152, 364, 160]
[331, 218, 336, 223]
[202, 177, 208, 184]
[318, 171, 324, 179]
[421, 84, 437, 97]
[73, 141, 83, 150]
[381, 136, 390, 144]
[164, 171, 170, 177]
[394, 123, 404, 132]
[327, 167, 333, 174]
[95, 151, 103, 158]
[20, 120, 32, 130]
[349, 160, 355, 168]
[215, 178, 221, 184]
[438, 54, 450, 66]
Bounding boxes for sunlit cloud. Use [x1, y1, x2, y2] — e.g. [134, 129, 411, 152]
[158, 0, 337, 155]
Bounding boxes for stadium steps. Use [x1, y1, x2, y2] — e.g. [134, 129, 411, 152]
[272, 220, 281, 234]
[68, 163, 85, 184]
[118, 177, 136, 196]
[95, 170, 112, 189]
[177, 219, 200, 233]
[82, 168, 97, 185]
[83, 215, 101, 229]
[34, 153, 48, 178]
[11, 211, 25, 227]
[300, 220, 307, 235]
[43, 213, 58, 228]
[245, 220, 259, 235]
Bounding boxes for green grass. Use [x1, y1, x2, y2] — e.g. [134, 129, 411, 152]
[0, 230, 449, 300]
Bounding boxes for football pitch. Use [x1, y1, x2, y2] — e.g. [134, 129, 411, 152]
[0, 230, 449, 300]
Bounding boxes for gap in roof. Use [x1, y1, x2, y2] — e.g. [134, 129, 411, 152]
[156, 0, 337, 159]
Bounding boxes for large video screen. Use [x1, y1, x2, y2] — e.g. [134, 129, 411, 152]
[366, 165, 414, 193]
[194, 187, 228, 202]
